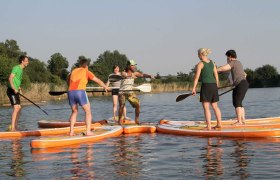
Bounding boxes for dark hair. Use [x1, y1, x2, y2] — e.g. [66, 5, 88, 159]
[112, 65, 119, 71]
[225, 50, 237, 58]
[79, 59, 89, 66]
[18, 55, 28, 64]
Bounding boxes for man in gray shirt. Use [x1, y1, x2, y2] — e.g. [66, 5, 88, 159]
[217, 50, 249, 125]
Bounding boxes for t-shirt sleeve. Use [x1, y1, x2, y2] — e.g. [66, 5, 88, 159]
[11, 66, 19, 75]
[228, 61, 234, 68]
[87, 71, 95, 80]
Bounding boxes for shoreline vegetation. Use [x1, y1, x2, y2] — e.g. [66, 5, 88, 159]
[0, 82, 203, 106]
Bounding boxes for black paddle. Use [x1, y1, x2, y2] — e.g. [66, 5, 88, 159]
[175, 85, 233, 102]
[18, 93, 48, 115]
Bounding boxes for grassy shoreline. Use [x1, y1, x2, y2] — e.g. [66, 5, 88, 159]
[0, 82, 208, 106]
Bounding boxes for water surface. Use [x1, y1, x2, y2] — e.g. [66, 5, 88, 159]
[1, 88, 280, 179]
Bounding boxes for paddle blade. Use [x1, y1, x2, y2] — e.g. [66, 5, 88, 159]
[176, 93, 193, 102]
[49, 91, 67, 96]
[135, 83, 151, 92]
[108, 74, 122, 82]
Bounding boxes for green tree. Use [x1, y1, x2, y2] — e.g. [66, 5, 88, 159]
[26, 57, 52, 83]
[47, 53, 69, 81]
[0, 39, 22, 58]
[90, 50, 129, 82]
[254, 64, 279, 87]
[0, 55, 17, 85]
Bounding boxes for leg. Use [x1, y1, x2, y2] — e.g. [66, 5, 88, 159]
[11, 105, 21, 131]
[81, 103, 93, 136]
[241, 107, 246, 123]
[134, 104, 140, 125]
[112, 95, 118, 121]
[202, 102, 211, 130]
[118, 104, 125, 125]
[211, 102, 222, 128]
[118, 94, 125, 125]
[235, 107, 244, 124]
[123, 105, 127, 119]
[69, 104, 78, 136]
[128, 94, 140, 125]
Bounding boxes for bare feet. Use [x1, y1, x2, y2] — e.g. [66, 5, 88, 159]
[213, 125, 222, 130]
[231, 121, 245, 126]
[69, 132, 75, 136]
[118, 120, 123, 125]
[135, 119, 140, 125]
[85, 131, 94, 136]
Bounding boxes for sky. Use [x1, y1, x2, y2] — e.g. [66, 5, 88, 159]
[1, 0, 280, 75]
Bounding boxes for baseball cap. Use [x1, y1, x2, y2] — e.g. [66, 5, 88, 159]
[128, 59, 137, 66]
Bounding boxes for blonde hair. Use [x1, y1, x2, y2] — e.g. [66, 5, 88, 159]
[198, 48, 212, 56]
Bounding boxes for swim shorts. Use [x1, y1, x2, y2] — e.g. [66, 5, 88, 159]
[6, 87, 20, 105]
[68, 90, 89, 107]
[119, 93, 139, 108]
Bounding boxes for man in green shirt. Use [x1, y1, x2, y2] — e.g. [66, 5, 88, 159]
[6, 55, 29, 131]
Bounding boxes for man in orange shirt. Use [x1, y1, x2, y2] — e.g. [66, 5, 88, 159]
[68, 59, 109, 136]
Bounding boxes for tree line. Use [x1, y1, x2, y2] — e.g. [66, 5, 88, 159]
[0, 39, 280, 88]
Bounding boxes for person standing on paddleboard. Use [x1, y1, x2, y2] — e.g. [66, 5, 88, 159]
[192, 48, 222, 130]
[217, 50, 249, 125]
[67, 59, 109, 136]
[6, 55, 29, 131]
[118, 60, 154, 125]
[106, 65, 127, 122]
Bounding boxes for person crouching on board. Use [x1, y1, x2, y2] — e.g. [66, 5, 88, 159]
[217, 50, 249, 125]
[118, 59, 154, 125]
[67, 59, 109, 136]
[106, 65, 127, 122]
[192, 48, 222, 130]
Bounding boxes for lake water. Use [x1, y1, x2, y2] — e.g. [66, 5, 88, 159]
[0, 88, 280, 179]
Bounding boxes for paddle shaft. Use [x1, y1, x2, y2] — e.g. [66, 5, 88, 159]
[49, 89, 141, 96]
[18, 93, 48, 115]
[219, 88, 234, 96]
[176, 85, 232, 102]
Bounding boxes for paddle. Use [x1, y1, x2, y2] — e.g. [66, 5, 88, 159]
[18, 93, 48, 115]
[49, 83, 152, 96]
[218, 87, 234, 96]
[175, 85, 232, 102]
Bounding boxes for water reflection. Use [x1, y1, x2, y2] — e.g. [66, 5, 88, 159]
[69, 144, 95, 179]
[230, 141, 251, 179]
[201, 138, 224, 179]
[9, 139, 25, 178]
[200, 138, 253, 179]
[112, 135, 143, 178]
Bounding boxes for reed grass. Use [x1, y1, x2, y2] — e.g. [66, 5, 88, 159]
[0, 82, 229, 106]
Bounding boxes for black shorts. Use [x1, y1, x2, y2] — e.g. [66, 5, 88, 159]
[111, 89, 119, 96]
[6, 87, 20, 105]
[232, 80, 249, 108]
[200, 83, 219, 103]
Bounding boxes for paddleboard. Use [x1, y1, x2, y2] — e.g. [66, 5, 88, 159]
[159, 116, 280, 126]
[38, 119, 108, 128]
[122, 123, 157, 134]
[0, 123, 101, 138]
[107, 117, 157, 134]
[30, 125, 123, 148]
[157, 120, 280, 138]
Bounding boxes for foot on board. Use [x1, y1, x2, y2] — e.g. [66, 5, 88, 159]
[231, 121, 245, 126]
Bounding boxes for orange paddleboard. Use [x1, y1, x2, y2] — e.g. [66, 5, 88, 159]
[157, 119, 280, 138]
[30, 125, 123, 148]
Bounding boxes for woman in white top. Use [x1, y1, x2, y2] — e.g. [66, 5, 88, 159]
[106, 65, 127, 121]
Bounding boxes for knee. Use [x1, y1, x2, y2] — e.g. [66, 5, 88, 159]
[14, 105, 21, 111]
[72, 109, 78, 114]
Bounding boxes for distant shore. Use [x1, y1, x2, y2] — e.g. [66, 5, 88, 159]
[0, 83, 195, 106]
